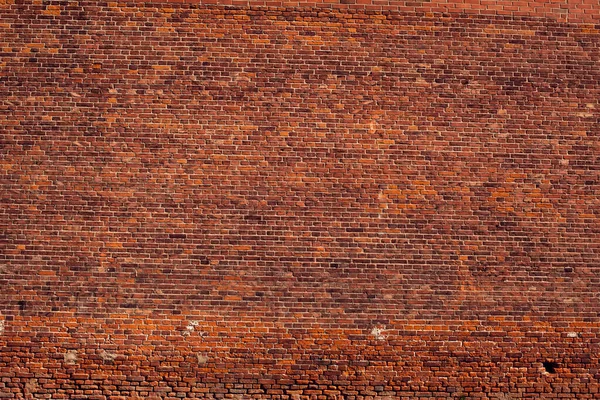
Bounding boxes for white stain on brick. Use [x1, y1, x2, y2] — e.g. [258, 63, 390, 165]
[183, 320, 200, 336]
[0, 319, 4, 335]
[371, 326, 386, 340]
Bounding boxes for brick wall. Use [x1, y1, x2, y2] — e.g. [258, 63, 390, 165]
[1, 1, 599, 398]
[158, 0, 600, 23]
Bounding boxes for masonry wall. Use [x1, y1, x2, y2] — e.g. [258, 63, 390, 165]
[1, 1, 600, 398]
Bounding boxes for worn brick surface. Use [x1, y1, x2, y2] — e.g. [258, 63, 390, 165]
[1, 1, 599, 398]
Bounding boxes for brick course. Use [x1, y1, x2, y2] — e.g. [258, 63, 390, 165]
[1, 1, 599, 398]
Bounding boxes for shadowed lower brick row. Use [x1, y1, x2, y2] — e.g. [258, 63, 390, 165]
[0, 1, 599, 398]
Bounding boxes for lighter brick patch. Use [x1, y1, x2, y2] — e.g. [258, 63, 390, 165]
[64, 350, 77, 365]
[197, 354, 209, 364]
[99, 350, 119, 363]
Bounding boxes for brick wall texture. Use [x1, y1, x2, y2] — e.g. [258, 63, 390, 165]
[1, 0, 600, 398]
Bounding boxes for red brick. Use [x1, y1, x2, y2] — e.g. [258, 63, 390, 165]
[0, 1, 599, 399]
